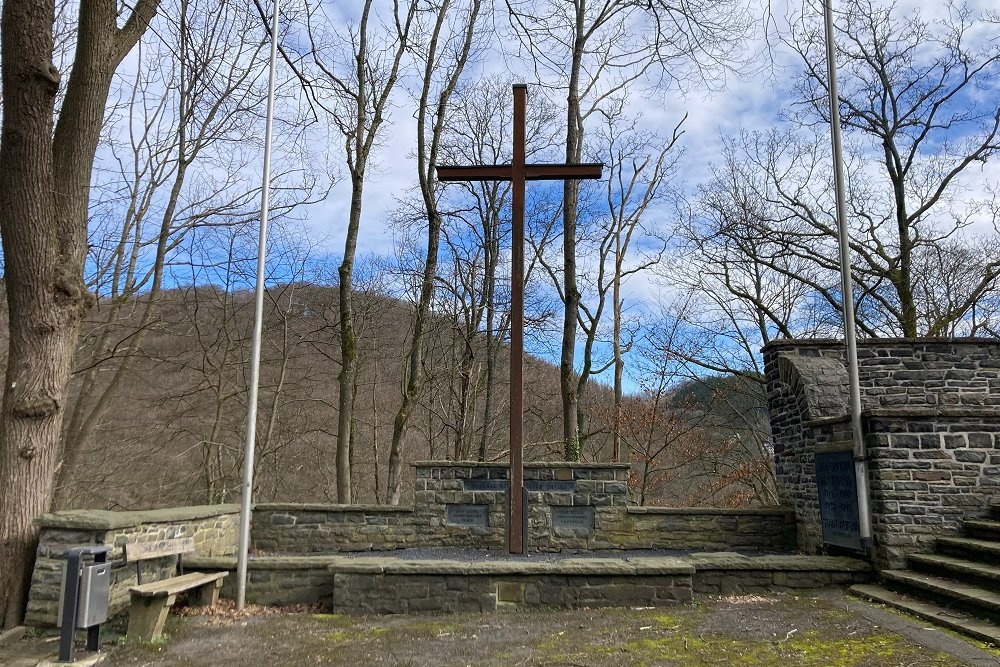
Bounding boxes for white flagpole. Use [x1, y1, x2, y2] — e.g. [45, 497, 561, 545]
[237, 0, 282, 610]
[822, 0, 873, 551]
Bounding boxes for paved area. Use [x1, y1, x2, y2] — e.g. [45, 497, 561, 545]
[3, 590, 999, 666]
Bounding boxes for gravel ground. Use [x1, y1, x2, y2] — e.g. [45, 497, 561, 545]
[6, 590, 999, 667]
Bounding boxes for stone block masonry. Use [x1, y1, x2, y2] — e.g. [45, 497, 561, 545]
[252, 461, 795, 554]
[25, 505, 238, 626]
[26, 465, 797, 625]
[764, 338, 1000, 569]
[327, 556, 695, 614]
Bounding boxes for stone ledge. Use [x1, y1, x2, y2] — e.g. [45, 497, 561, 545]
[763, 337, 1000, 352]
[413, 461, 632, 469]
[254, 503, 415, 513]
[35, 504, 240, 530]
[685, 553, 871, 572]
[187, 555, 346, 570]
[326, 556, 695, 576]
[863, 407, 1000, 419]
[626, 506, 793, 516]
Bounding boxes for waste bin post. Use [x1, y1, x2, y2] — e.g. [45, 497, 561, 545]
[58, 545, 112, 664]
[57, 551, 83, 663]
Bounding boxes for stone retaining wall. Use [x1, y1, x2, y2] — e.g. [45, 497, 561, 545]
[26, 505, 238, 626]
[327, 556, 695, 614]
[253, 462, 795, 554]
[764, 338, 1000, 568]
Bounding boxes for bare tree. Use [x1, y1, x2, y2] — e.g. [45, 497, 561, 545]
[0, 0, 158, 628]
[385, 0, 483, 504]
[297, 0, 417, 503]
[535, 103, 682, 458]
[506, 0, 752, 460]
[693, 0, 1000, 342]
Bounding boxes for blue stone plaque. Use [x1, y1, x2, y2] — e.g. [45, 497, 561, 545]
[463, 479, 508, 492]
[524, 480, 575, 493]
[815, 450, 862, 550]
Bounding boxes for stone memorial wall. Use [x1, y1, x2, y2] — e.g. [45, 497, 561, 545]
[252, 461, 795, 553]
[764, 338, 1000, 568]
[27, 464, 795, 625]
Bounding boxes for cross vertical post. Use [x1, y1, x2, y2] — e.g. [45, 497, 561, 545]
[435, 84, 602, 554]
[509, 84, 526, 554]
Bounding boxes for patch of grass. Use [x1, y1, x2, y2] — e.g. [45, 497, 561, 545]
[615, 629, 957, 666]
[312, 613, 354, 628]
[393, 620, 459, 637]
[324, 627, 387, 644]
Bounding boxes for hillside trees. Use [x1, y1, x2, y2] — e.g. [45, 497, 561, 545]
[56, 0, 322, 508]
[505, 0, 752, 460]
[0, 0, 158, 629]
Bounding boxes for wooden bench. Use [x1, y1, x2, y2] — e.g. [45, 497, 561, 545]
[125, 537, 227, 642]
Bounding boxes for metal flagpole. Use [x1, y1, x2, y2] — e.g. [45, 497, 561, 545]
[237, 0, 282, 609]
[822, 0, 873, 551]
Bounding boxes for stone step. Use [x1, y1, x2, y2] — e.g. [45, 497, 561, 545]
[881, 570, 1000, 622]
[964, 519, 1000, 541]
[850, 584, 1000, 646]
[910, 553, 1000, 589]
[936, 536, 1000, 562]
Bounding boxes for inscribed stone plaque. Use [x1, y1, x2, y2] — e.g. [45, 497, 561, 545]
[525, 480, 576, 493]
[463, 479, 508, 492]
[551, 506, 595, 531]
[446, 504, 490, 527]
[815, 450, 862, 550]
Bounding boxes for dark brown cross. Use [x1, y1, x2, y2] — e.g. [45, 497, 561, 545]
[436, 84, 602, 554]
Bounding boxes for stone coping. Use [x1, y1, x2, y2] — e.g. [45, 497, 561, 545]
[325, 556, 695, 576]
[626, 506, 793, 516]
[254, 503, 415, 513]
[413, 461, 632, 469]
[685, 552, 871, 572]
[188, 553, 868, 576]
[808, 407, 1000, 428]
[863, 407, 1000, 419]
[35, 504, 240, 530]
[763, 337, 1000, 352]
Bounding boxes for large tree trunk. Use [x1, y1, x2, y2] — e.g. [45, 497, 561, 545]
[560, 31, 585, 462]
[336, 174, 364, 504]
[0, 0, 157, 628]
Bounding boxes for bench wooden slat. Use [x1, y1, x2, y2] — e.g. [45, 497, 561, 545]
[126, 537, 195, 562]
[129, 571, 226, 598]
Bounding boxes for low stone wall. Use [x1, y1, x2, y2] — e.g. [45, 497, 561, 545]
[192, 553, 869, 611]
[764, 338, 1000, 568]
[252, 462, 795, 554]
[688, 553, 872, 594]
[327, 557, 695, 614]
[252, 504, 418, 554]
[616, 508, 795, 550]
[26, 505, 238, 626]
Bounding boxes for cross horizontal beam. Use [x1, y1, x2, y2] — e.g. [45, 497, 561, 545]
[436, 163, 604, 182]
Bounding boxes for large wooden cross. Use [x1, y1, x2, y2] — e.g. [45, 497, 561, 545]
[436, 84, 602, 554]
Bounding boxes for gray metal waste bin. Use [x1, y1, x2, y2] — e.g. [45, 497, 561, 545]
[58, 545, 112, 663]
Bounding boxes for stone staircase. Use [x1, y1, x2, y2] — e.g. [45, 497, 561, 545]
[851, 499, 1000, 645]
